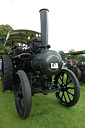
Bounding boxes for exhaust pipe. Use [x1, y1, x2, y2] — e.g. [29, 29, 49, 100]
[39, 9, 49, 46]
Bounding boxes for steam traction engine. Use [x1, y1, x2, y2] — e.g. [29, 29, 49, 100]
[66, 50, 85, 83]
[2, 9, 80, 119]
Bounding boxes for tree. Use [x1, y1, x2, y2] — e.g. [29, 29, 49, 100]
[0, 24, 13, 58]
[68, 49, 78, 59]
[58, 50, 67, 61]
[0, 24, 13, 49]
[78, 55, 85, 63]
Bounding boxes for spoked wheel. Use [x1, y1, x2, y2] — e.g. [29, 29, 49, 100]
[54, 69, 80, 107]
[14, 70, 32, 119]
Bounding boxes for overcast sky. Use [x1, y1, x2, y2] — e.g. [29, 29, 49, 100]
[0, 0, 85, 52]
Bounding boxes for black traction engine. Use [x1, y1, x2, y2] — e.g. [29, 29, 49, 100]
[2, 9, 80, 119]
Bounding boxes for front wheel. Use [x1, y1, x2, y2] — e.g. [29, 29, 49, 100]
[14, 70, 32, 119]
[54, 69, 80, 107]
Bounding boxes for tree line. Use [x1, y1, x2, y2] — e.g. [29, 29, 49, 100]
[0, 24, 85, 63]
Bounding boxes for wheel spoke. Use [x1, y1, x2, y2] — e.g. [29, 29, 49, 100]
[59, 76, 63, 83]
[63, 92, 67, 103]
[60, 73, 64, 83]
[66, 80, 72, 85]
[57, 80, 61, 86]
[61, 91, 64, 99]
[66, 90, 74, 96]
[66, 74, 69, 84]
[18, 90, 23, 99]
[67, 87, 74, 89]
[66, 91, 71, 101]
[17, 98, 23, 114]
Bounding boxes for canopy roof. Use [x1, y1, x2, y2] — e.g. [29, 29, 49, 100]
[5, 29, 41, 46]
[65, 50, 85, 55]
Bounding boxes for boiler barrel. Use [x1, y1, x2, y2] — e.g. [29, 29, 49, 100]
[31, 50, 62, 76]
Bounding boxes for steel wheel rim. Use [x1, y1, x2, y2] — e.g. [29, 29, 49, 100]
[55, 72, 75, 106]
[14, 75, 24, 116]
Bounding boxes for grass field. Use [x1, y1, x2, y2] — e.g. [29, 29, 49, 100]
[0, 80, 85, 128]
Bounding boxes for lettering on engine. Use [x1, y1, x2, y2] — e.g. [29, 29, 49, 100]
[51, 63, 58, 69]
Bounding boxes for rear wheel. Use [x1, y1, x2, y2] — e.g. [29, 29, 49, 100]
[14, 70, 32, 119]
[54, 69, 80, 107]
[2, 55, 13, 91]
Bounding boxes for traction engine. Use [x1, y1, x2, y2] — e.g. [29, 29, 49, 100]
[2, 9, 80, 119]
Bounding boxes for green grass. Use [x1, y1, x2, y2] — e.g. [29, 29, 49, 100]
[0, 80, 85, 128]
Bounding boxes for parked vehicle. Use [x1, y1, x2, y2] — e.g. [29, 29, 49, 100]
[66, 50, 85, 83]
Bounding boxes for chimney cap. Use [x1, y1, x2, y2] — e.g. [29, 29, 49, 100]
[39, 8, 49, 12]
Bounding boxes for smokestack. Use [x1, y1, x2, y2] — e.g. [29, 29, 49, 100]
[39, 9, 49, 46]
